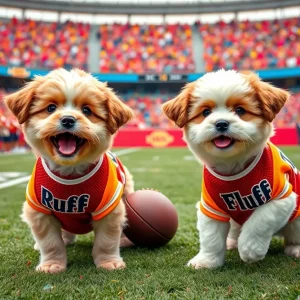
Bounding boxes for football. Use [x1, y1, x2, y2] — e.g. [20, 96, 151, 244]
[123, 190, 178, 248]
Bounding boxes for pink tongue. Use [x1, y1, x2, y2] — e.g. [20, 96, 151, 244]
[214, 136, 232, 148]
[58, 136, 77, 155]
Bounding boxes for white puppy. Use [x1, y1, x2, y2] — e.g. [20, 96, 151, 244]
[162, 70, 300, 268]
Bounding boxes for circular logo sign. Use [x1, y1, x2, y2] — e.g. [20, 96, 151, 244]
[146, 131, 174, 148]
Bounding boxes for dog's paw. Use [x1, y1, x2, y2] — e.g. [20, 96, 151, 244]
[238, 236, 268, 263]
[62, 237, 75, 247]
[226, 238, 238, 250]
[33, 242, 40, 251]
[284, 245, 300, 258]
[187, 254, 223, 269]
[36, 261, 66, 273]
[62, 231, 76, 246]
[97, 260, 126, 270]
[120, 236, 134, 248]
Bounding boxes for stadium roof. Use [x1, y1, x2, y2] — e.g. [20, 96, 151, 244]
[0, 0, 299, 14]
[43, 0, 254, 3]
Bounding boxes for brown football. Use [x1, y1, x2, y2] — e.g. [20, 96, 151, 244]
[123, 190, 178, 248]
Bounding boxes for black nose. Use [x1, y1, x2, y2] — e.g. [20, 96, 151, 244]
[215, 120, 229, 132]
[61, 116, 76, 129]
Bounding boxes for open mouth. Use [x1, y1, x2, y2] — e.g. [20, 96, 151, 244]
[213, 135, 235, 149]
[50, 133, 86, 157]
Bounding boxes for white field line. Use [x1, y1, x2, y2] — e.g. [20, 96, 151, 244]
[0, 175, 31, 190]
[113, 148, 140, 156]
[0, 150, 32, 156]
[0, 148, 140, 190]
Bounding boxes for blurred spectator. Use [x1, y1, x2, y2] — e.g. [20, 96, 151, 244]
[0, 89, 24, 152]
[274, 91, 300, 128]
[121, 93, 175, 129]
[122, 90, 300, 129]
[0, 17, 90, 70]
[99, 23, 195, 74]
[199, 18, 300, 72]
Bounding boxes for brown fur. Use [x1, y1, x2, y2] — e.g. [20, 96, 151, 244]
[162, 82, 196, 128]
[226, 95, 263, 122]
[5, 77, 46, 124]
[105, 87, 135, 134]
[242, 72, 290, 122]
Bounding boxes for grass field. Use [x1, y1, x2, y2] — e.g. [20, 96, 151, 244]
[1, 146, 300, 299]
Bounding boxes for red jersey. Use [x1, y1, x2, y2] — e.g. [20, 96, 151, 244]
[200, 143, 300, 225]
[26, 152, 126, 234]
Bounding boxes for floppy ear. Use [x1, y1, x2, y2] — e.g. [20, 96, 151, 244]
[162, 82, 195, 128]
[105, 88, 135, 134]
[4, 77, 45, 124]
[245, 73, 290, 122]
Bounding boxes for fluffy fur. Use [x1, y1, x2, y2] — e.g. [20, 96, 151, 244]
[162, 69, 300, 268]
[5, 68, 135, 273]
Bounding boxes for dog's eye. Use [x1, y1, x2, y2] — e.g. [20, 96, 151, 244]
[47, 104, 57, 113]
[202, 109, 211, 117]
[82, 106, 92, 116]
[235, 107, 246, 115]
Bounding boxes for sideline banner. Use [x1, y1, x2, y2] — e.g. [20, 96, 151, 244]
[113, 128, 299, 148]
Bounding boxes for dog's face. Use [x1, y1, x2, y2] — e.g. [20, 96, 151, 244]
[5, 69, 134, 167]
[162, 70, 290, 170]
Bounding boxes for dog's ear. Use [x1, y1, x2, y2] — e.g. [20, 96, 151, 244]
[244, 72, 290, 122]
[105, 88, 135, 134]
[5, 77, 45, 124]
[162, 82, 195, 128]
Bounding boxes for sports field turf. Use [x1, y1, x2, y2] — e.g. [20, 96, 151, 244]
[0, 146, 300, 299]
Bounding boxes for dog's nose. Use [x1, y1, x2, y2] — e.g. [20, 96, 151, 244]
[215, 120, 229, 132]
[61, 116, 76, 129]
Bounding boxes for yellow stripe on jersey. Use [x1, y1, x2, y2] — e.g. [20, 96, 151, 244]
[26, 162, 51, 215]
[92, 155, 124, 220]
[269, 143, 293, 200]
[200, 177, 230, 222]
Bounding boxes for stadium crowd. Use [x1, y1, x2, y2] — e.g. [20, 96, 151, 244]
[199, 18, 300, 71]
[0, 17, 90, 70]
[98, 23, 195, 74]
[1, 16, 300, 74]
[1, 89, 299, 152]
[0, 16, 300, 151]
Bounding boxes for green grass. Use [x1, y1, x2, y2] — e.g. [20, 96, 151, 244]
[1, 147, 300, 299]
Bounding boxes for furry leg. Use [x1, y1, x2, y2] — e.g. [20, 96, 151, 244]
[21, 202, 67, 273]
[92, 201, 126, 270]
[282, 214, 300, 258]
[62, 230, 76, 246]
[238, 193, 297, 263]
[187, 208, 230, 269]
[227, 219, 241, 250]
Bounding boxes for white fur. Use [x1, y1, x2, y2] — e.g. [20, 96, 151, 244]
[184, 71, 275, 175]
[190, 193, 298, 268]
[182, 70, 300, 268]
[191, 70, 252, 109]
[188, 207, 229, 269]
[238, 193, 296, 263]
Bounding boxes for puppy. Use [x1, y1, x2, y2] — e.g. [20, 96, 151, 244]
[5, 68, 135, 273]
[162, 70, 300, 268]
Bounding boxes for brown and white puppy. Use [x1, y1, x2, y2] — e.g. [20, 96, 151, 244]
[162, 69, 300, 268]
[5, 68, 135, 273]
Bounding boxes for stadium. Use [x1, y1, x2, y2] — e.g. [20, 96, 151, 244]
[0, 0, 300, 298]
